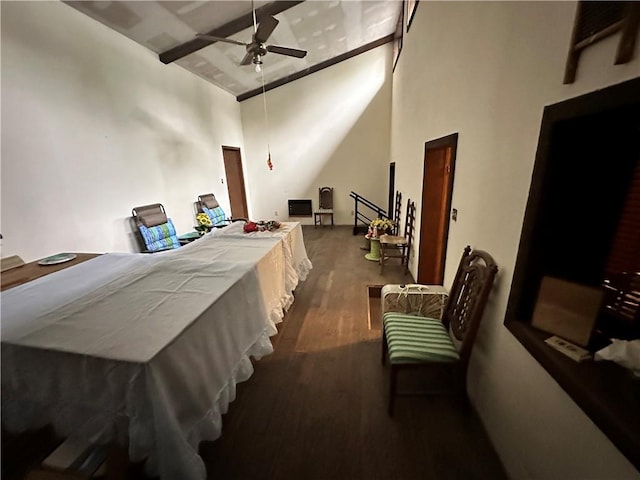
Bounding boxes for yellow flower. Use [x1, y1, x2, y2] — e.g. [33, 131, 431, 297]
[370, 217, 394, 231]
[197, 213, 212, 226]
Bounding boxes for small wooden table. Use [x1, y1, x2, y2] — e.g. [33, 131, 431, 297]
[1, 253, 101, 292]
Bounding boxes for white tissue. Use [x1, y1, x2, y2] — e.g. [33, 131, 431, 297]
[595, 339, 640, 377]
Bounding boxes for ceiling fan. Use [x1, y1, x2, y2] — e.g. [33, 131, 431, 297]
[197, 14, 307, 72]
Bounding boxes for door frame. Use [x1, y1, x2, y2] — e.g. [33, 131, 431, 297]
[417, 133, 458, 285]
[221, 145, 249, 219]
[388, 162, 396, 218]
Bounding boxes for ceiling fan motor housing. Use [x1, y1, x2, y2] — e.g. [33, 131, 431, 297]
[248, 41, 268, 58]
[246, 40, 267, 65]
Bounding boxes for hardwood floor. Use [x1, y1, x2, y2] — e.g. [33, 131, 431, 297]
[201, 226, 506, 480]
[3, 226, 506, 480]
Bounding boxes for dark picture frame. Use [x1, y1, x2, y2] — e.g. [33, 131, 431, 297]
[392, 4, 404, 71]
[406, 0, 419, 32]
[563, 2, 640, 84]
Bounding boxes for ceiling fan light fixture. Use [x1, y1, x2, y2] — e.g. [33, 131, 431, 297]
[253, 54, 263, 72]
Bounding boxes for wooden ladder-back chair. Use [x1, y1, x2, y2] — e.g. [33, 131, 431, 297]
[392, 191, 402, 235]
[601, 271, 640, 339]
[131, 203, 181, 253]
[379, 199, 415, 274]
[314, 187, 334, 228]
[381, 246, 498, 415]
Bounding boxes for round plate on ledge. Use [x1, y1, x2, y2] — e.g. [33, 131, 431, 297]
[38, 253, 77, 266]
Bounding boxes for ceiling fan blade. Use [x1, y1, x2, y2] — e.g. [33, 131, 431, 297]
[196, 34, 247, 47]
[240, 52, 254, 66]
[267, 45, 307, 58]
[255, 16, 279, 44]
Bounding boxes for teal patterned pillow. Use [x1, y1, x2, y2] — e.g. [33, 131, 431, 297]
[204, 206, 227, 226]
[139, 218, 180, 252]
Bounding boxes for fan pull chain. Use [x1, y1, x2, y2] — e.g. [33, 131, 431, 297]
[260, 68, 273, 170]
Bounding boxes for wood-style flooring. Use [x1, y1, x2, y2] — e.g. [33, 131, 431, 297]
[201, 226, 506, 480]
[3, 226, 507, 480]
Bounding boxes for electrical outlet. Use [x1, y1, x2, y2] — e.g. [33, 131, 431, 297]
[274, 211, 278, 217]
[451, 208, 458, 221]
[221, 178, 224, 184]
[350, 210, 354, 216]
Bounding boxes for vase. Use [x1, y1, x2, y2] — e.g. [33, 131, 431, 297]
[365, 237, 381, 262]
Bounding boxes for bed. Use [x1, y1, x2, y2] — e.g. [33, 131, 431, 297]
[1, 222, 311, 480]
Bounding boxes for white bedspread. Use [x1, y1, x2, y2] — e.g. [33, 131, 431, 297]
[1, 222, 311, 480]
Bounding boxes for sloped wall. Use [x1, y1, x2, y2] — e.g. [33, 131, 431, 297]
[240, 45, 393, 225]
[390, 1, 639, 478]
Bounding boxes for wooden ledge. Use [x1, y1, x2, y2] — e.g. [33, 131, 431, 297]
[506, 321, 640, 470]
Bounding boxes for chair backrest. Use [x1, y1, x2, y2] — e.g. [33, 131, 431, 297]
[131, 203, 180, 252]
[442, 246, 498, 368]
[132, 203, 167, 228]
[197, 193, 227, 226]
[601, 271, 640, 335]
[392, 191, 402, 235]
[318, 187, 333, 210]
[403, 200, 416, 246]
[197, 193, 220, 211]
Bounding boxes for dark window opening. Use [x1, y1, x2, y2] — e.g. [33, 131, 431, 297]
[574, 1, 626, 44]
[504, 77, 640, 470]
[563, 2, 640, 84]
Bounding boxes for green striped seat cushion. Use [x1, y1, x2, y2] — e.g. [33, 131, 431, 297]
[383, 312, 460, 364]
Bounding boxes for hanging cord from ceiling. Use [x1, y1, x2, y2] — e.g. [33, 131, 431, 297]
[260, 68, 273, 171]
[252, 0, 273, 171]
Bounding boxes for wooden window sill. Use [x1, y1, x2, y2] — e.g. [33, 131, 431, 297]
[506, 321, 640, 470]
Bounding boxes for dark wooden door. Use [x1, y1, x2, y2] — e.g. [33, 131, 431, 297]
[388, 162, 396, 217]
[222, 146, 248, 218]
[417, 134, 457, 285]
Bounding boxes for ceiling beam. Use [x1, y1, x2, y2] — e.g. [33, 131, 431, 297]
[237, 34, 395, 102]
[159, 1, 305, 64]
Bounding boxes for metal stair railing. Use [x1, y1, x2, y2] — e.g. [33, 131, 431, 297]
[349, 191, 389, 235]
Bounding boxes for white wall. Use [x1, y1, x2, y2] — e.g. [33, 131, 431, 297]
[391, 1, 639, 479]
[240, 44, 392, 225]
[4, 1, 638, 476]
[1, 1, 244, 261]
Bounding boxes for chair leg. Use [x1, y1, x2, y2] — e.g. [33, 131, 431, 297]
[403, 245, 410, 275]
[454, 366, 468, 396]
[106, 443, 130, 480]
[379, 244, 385, 273]
[388, 365, 398, 416]
[381, 328, 388, 365]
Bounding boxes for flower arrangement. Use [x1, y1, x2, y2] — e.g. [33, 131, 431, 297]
[370, 217, 394, 231]
[196, 212, 212, 226]
[195, 212, 213, 234]
[243, 220, 281, 233]
[368, 217, 395, 237]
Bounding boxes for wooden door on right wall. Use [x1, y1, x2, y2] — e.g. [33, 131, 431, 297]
[417, 133, 457, 285]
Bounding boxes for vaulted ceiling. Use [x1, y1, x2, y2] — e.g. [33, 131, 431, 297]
[66, 1, 402, 100]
